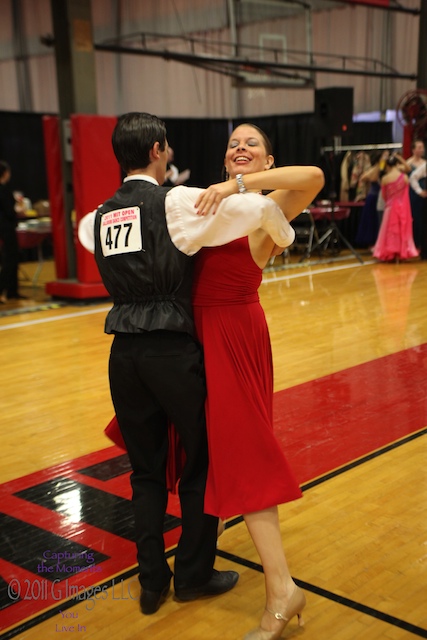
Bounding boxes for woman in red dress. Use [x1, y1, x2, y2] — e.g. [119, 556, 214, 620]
[102, 125, 324, 636]
[194, 125, 324, 640]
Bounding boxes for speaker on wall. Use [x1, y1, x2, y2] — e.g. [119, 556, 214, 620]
[314, 87, 354, 137]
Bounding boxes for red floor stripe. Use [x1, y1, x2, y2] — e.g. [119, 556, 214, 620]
[273, 343, 427, 484]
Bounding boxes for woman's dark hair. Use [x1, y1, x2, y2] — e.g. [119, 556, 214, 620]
[386, 154, 399, 168]
[379, 153, 398, 179]
[112, 112, 167, 173]
[235, 123, 274, 157]
[370, 150, 383, 166]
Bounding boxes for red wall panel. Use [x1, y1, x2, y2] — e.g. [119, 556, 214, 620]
[71, 115, 120, 283]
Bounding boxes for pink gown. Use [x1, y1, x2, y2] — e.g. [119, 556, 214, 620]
[373, 173, 419, 262]
[192, 237, 302, 519]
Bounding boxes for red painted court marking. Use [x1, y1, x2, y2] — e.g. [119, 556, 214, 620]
[273, 343, 427, 483]
[0, 448, 182, 634]
[1, 344, 427, 634]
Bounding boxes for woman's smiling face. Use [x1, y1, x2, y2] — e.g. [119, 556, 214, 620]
[224, 125, 274, 179]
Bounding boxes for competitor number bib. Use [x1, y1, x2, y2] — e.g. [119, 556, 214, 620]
[100, 207, 143, 257]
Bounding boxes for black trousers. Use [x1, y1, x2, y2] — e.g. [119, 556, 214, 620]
[109, 331, 218, 591]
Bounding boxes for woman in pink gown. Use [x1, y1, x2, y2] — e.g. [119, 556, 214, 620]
[373, 155, 419, 262]
[194, 125, 324, 640]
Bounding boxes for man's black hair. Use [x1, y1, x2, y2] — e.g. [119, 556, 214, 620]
[112, 112, 167, 173]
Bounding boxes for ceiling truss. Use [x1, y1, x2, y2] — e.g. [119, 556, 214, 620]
[95, 32, 417, 86]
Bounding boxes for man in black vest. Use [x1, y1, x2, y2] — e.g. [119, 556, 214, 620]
[93, 113, 241, 615]
[90, 112, 296, 616]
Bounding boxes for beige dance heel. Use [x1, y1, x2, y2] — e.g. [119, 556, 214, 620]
[243, 585, 306, 640]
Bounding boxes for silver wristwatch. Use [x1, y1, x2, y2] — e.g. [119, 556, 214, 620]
[236, 173, 247, 193]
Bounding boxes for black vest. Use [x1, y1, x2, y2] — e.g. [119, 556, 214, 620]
[94, 179, 194, 335]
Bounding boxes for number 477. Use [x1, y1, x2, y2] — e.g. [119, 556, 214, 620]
[105, 223, 132, 249]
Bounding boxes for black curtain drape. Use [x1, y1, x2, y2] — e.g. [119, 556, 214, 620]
[0, 111, 49, 203]
[163, 117, 229, 188]
[0, 110, 395, 205]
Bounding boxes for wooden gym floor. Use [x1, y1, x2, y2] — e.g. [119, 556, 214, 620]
[0, 251, 426, 640]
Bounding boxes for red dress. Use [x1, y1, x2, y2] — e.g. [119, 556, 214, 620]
[192, 237, 302, 519]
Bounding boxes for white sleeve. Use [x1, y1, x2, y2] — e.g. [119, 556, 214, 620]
[77, 210, 97, 253]
[165, 185, 295, 256]
[167, 164, 179, 184]
[409, 163, 427, 195]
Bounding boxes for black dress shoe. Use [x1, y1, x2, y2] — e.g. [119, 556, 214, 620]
[174, 569, 239, 602]
[140, 583, 170, 615]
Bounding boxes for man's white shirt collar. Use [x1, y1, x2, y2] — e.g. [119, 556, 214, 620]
[124, 174, 159, 186]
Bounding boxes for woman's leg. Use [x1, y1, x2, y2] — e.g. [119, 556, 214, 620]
[244, 506, 302, 634]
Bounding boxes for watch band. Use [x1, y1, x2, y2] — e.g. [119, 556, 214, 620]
[236, 173, 247, 193]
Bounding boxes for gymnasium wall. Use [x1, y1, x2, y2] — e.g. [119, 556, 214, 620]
[0, 0, 420, 119]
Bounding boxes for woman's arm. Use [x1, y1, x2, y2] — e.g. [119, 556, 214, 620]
[394, 153, 411, 174]
[359, 164, 380, 184]
[195, 165, 325, 220]
[265, 167, 324, 222]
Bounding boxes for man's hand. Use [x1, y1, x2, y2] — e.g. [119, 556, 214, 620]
[195, 181, 237, 216]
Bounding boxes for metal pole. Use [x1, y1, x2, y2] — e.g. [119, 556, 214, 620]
[417, 0, 427, 88]
[50, 0, 98, 278]
[227, 0, 242, 118]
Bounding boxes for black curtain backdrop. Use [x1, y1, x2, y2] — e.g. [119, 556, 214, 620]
[0, 111, 49, 204]
[163, 117, 230, 188]
[0, 109, 394, 209]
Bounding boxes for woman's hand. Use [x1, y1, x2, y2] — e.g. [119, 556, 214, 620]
[195, 181, 237, 216]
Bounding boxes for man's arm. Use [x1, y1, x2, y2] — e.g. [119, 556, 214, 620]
[409, 162, 427, 196]
[77, 192, 294, 256]
[78, 210, 97, 253]
[165, 186, 295, 256]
